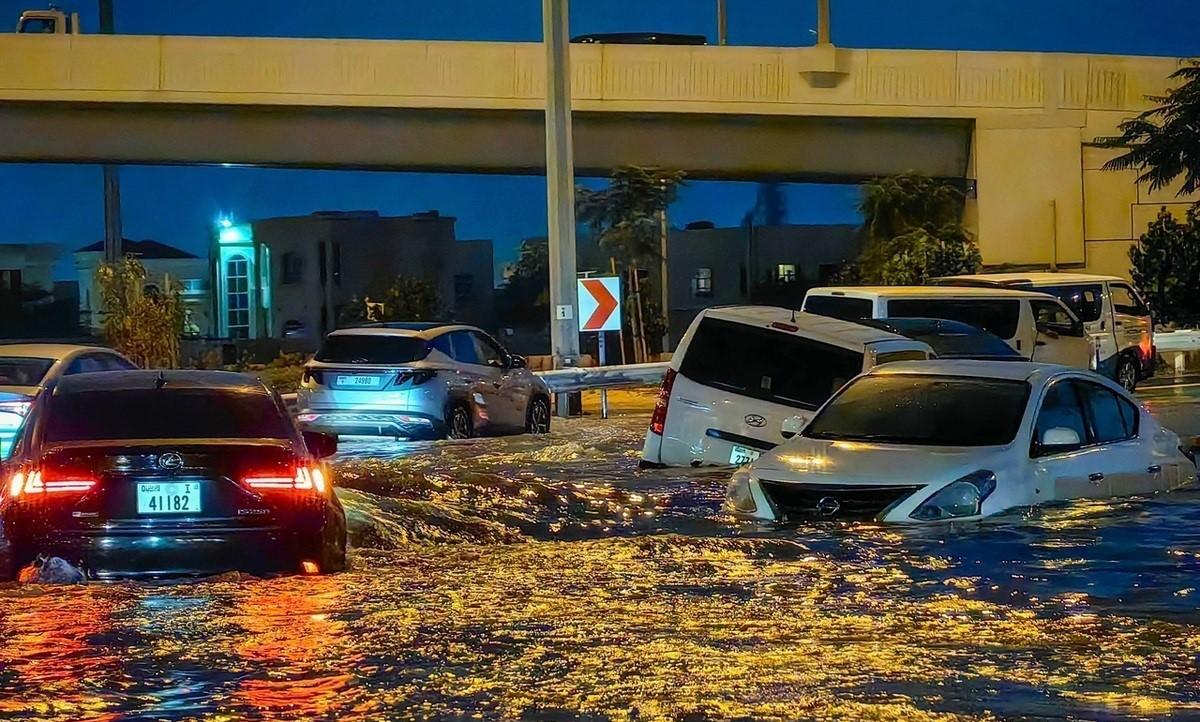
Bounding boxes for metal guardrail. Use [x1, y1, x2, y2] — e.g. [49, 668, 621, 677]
[535, 362, 670, 393]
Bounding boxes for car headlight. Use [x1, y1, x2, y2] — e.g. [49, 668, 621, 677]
[909, 470, 996, 522]
[726, 468, 758, 514]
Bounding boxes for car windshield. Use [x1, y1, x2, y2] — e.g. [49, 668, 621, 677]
[804, 374, 1030, 446]
[44, 389, 291, 441]
[315, 335, 430, 365]
[0, 357, 54, 386]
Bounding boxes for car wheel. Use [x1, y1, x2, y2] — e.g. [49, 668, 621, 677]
[447, 404, 474, 440]
[1117, 354, 1139, 392]
[526, 396, 551, 435]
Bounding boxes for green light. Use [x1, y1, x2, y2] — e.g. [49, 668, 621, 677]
[218, 223, 252, 244]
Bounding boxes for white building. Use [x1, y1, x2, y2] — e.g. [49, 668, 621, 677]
[75, 239, 212, 335]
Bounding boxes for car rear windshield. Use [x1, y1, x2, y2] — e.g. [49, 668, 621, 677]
[886, 299, 1021, 340]
[44, 389, 291, 441]
[913, 331, 1019, 358]
[0, 357, 53, 386]
[804, 375, 1030, 446]
[679, 317, 864, 410]
[803, 295, 873, 321]
[315, 334, 430, 365]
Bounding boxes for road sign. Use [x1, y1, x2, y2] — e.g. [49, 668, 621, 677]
[577, 276, 621, 333]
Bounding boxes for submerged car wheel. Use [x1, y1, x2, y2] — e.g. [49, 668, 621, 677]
[526, 397, 551, 434]
[447, 404, 474, 440]
[1117, 355, 1139, 392]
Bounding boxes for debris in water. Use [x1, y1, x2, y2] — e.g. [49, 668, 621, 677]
[18, 556, 86, 584]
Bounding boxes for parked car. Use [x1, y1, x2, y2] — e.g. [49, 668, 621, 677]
[802, 286, 1092, 370]
[0, 370, 345, 579]
[641, 307, 933, 469]
[727, 360, 1196, 524]
[571, 32, 707, 45]
[0, 344, 136, 459]
[297, 323, 552, 440]
[855, 318, 1022, 361]
[934, 273, 1155, 391]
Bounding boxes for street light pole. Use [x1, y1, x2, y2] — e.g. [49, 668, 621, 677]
[542, 0, 581, 417]
[99, 0, 122, 264]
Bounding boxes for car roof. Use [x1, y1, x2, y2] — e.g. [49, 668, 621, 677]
[936, 272, 1125, 285]
[0, 343, 112, 360]
[326, 323, 478, 340]
[54, 370, 268, 395]
[701, 306, 919, 347]
[805, 285, 1054, 300]
[866, 359, 1073, 383]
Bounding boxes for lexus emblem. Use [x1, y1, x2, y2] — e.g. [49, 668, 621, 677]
[158, 452, 184, 470]
[815, 496, 841, 517]
[744, 414, 767, 428]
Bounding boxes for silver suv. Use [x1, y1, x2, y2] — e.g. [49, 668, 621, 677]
[296, 323, 551, 440]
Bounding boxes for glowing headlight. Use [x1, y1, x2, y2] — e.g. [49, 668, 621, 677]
[726, 468, 758, 514]
[909, 470, 996, 521]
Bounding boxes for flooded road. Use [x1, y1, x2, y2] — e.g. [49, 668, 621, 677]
[2, 388, 1200, 721]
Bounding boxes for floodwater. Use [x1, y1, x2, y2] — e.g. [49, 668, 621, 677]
[2, 388, 1200, 721]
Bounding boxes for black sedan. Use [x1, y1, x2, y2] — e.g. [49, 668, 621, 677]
[0, 370, 346, 580]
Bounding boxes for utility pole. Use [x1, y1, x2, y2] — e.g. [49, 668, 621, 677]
[542, 0, 580, 417]
[99, 0, 122, 264]
[716, 0, 728, 45]
[816, 0, 831, 45]
[658, 181, 670, 354]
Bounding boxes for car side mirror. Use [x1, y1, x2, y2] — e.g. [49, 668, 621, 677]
[303, 430, 338, 459]
[509, 354, 528, 369]
[1041, 427, 1081, 451]
[781, 415, 807, 439]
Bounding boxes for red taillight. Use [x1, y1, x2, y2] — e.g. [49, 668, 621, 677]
[244, 464, 326, 494]
[650, 368, 677, 436]
[7, 469, 97, 498]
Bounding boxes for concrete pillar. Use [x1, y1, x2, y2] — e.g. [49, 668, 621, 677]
[816, 0, 831, 45]
[716, 0, 728, 45]
[542, 0, 581, 417]
[100, 0, 122, 264]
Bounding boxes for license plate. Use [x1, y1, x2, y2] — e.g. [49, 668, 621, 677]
[335, 375, 382, 389]
[137, 482, 202, 515]
[729, 446, 761, 465]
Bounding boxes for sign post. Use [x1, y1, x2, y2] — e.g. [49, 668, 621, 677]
[578, 276, 622, 419]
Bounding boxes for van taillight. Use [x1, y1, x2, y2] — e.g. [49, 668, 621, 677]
[650, 368, 677, 436]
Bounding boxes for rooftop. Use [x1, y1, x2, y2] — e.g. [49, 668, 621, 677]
[703, 306, 916, 348]
[75, 239, 198, 260]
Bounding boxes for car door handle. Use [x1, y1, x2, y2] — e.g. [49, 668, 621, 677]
[1147, 464, 1162, 474]
[1088, 472, 1105, 483]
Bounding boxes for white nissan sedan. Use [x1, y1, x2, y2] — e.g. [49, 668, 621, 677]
[727, 361, 1196, 523]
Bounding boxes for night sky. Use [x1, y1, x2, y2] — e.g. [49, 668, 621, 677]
[3, 0, 1199, 282]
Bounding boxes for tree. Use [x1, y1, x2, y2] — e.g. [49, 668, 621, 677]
[339, 276, 440, 326]
[95, 257, 184, 368]
[850, 172, 981, 285]
[1098, 60, 1200, 204]
[1129, 207, 1200, 327]
[495, 238, 550, 327]
[577, 166, 685, 360]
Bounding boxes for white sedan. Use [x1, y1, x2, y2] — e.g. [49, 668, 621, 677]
[727, 360, 1196, 523]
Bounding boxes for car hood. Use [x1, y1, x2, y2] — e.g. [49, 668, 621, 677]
[751, 436, 1006, 487]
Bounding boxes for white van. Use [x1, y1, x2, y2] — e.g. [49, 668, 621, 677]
[641, 307, 933, 468]
[801, 286, 1092, 370]
[935, 273, 1154, 390]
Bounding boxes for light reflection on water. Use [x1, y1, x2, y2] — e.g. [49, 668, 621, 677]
[0, 414, 1198, 720]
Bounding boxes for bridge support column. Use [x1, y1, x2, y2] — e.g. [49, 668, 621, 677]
[542, 0, 581, 417]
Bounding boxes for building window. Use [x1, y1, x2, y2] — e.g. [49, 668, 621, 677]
[180, 278, 209, 295]
[776, 264, 797, 283]
[692, 268, 713, 297]
[226, 254, 250, 339]
[282, 252, 303, 284]
[454, 273, 474, 300]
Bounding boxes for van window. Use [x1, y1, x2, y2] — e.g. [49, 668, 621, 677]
[1036, 285, 1104, 323]
[1110, 283, 1150, 317]
[679, 317, 864, 410]
[886, 299, 1021, 340]
[803, 295, 873, 321]
[1031, 300, 1084, 337]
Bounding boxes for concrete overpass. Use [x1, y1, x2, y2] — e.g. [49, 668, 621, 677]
[0, 34, 1197, 276]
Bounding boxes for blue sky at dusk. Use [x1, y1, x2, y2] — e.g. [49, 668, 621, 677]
[2, 0, 1199, 281]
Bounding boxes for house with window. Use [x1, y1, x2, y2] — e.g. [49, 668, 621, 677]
[210, 211, 494, 347]
[75, 239, 212, 336]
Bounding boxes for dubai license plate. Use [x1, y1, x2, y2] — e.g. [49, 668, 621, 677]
[336, 375, 381, 389]
[137, 482, 201, 515]
[729, 446, 761, 465]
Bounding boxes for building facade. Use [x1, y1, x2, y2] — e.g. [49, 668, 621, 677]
[211, 211, 494, 345]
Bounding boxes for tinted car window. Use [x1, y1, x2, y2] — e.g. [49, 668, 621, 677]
[430, 334, 454, 358]
[680, 317, 864, 410]
[874, 350, 928, 365]
[887, 299, 1021, 340]
[1077, 381, 1137, 443]
[804, 375, 1030, 446]
[1033, 381, 1088, 454]
[45, 389, 290, 441]
[101, 354, 138, 371]
[450, 331, 479, 365]
[315, 334, 429, 364]
[803, 295, 874, 321]
[0, 357, 53, 386]
[1035, 284, 1104, 323]
[1110, 283, 1150, 317]
[66, 355, 108, 375]
[472, 333, 507, 368]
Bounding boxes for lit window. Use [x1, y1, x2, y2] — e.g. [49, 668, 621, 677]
[693, 268, 713, 297]
[226, 254, 250, 339]
[776, 264, 797, 283]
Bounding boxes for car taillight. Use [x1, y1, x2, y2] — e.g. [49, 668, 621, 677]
[244, 464, 326, 494]
[7, 468, 97, 498]
[650, 368, 677, 436]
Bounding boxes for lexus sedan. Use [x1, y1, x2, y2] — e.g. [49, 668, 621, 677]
[727, 360, 1196, 524]
[0, 370, 346, 580]
[297, 323, 552, 440]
